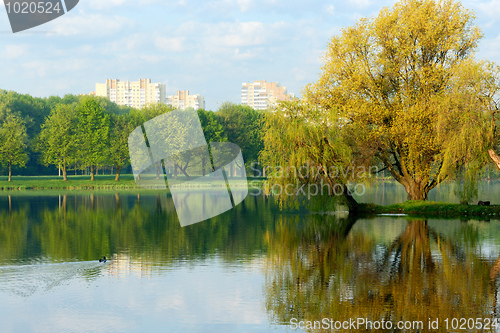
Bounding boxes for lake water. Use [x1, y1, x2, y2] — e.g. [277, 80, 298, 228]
[1, 182, 500, 332]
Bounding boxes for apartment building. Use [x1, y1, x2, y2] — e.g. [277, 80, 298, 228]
[166, 90, 205, 110]
[241, 80, 293, 110]
[95, 79, 166, 109]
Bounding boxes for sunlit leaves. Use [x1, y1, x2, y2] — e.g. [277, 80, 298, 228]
[306, 0, 497, 201]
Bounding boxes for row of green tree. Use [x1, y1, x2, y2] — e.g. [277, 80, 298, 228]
[0, 90, 263, 181]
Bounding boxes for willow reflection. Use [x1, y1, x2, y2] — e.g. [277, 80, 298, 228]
[265, 216, 499, 332]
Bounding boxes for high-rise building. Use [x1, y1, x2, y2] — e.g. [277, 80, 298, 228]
[95, 79, 166, 109]
[241, 80, 293, 110]
[166, 90, 205, 110]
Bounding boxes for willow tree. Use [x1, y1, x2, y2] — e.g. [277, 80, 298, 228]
[306, 0, 499, 201]
[260, 100, 372, 212]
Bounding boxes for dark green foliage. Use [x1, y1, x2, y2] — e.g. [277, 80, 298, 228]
[0, 115, 28, 181]
[108, 114, 135, 181]
[76, 97, 110, 180]
[197, 109, 227, 144]
[37, 104, 78, 180]
[216, 102, 263, 168]
[0, 90, 266, 181]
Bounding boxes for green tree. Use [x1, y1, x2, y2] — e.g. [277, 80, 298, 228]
[260, 100, 366, 211]
[46, 94, 81, 110]
[0, 90, 50, 137]
[216, 102, 263, 173]
[198, 109, 228, 176]
[76, 97, 110, 181]
[108, 114, 134, 181]
[306, 0, 498, 201]
[37, 104, 78, 181]
[142, 103, 175, 122]
[0, 115, 28, 181]
[0, 90, 53, 176]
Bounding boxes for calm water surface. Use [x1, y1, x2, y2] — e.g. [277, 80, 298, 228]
[1, 182, 500, 332]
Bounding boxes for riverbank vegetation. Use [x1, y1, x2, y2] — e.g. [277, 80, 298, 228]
[0, 175, 261, 190]
[359, 201, 500, 219]
[0, 91, 264, 182]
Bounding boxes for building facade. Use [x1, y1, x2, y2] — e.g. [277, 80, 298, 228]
[95, 79, 166, 109]
[166, 90, 205, 110]
[241, 80, 293, 110]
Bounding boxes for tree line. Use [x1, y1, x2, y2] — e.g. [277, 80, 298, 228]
[0, 90, 263, 181]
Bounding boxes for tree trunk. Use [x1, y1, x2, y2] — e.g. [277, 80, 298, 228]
[343, 185, 359, 212]
[62, 166, 68, 181]
[176, 163, 191, 179]
[8, 161, 12, 182]
[403, 180, 429, 201]
[90, 165, 95, 181]
[489, 149, 500, 171]
[115, 165, 122, 181]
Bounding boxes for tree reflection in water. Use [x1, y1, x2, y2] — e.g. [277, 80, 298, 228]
[265, 215, 499, 332]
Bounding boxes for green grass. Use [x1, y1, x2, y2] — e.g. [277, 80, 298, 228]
[0, 175, 138, 190]
[359, 200, 500, 218]
[0, 174, 264, 191]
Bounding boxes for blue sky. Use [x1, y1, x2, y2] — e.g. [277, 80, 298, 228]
[0, 0, 499, 110]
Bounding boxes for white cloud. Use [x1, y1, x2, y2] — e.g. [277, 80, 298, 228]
[204, 21, 288, 48]
[21, 57, 90, 79]
[477, 0, 500, 18]
[139, 54, 165, 64]
[326, 4, 335, 15]
[155, 36, 186, 52]
[2, 44, 29, 59]
[478, 32, 500, 59]
[49, 14, 134, 36]
[237, 0, 254, 12]
[233, 47, 262, 60]
[349, 0, 372, 9]
[88, 0, 128, 10]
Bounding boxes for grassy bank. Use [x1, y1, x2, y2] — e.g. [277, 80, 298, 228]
[0, 175, 138, 190]
[359, 200, 500, 218]
[0, 175, 264, 190]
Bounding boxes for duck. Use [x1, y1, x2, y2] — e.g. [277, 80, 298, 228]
[99, 256, 107, 263]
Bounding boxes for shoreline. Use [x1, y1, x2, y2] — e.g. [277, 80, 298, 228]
[0, 175, 264, 191]
[3, 177, 500, 219]
[358, 201, 500, 219]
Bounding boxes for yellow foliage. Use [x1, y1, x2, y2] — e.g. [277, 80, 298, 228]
[306, 0, 498, 201]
